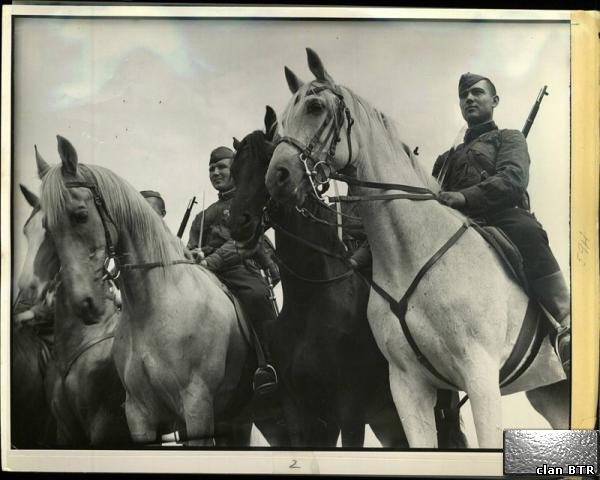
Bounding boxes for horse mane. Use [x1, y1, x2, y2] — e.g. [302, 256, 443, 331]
[282, 81, 440, 193]
[41, 164, 185, 279]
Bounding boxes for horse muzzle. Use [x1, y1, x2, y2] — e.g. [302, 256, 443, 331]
[265, 158, 307, 207]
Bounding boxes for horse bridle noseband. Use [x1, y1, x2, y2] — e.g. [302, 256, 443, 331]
[64, 180, 194, 281]
[276, 83, 354, 199]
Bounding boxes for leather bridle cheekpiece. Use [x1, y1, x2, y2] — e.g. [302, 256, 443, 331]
[64, 179, 194, 280]
[276, 83, 354, 199]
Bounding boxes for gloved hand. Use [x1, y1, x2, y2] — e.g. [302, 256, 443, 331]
[438, 191, 466, 209]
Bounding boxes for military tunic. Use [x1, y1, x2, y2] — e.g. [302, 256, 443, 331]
[187, 188, 278, 337]
[432, 121, 559, 280]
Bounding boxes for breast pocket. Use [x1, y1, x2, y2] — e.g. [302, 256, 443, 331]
[469, 144, 496, 180]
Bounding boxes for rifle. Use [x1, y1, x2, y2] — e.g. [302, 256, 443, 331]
[176, 196, 197, 239]
[522, 85, 549, 138]
[263, 269, 280, 316]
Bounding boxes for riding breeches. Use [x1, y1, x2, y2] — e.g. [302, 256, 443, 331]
[482, 208, 561, 281]
[215, 265, 277, 334]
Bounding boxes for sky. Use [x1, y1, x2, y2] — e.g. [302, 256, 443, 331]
[10, 15, 571, 447]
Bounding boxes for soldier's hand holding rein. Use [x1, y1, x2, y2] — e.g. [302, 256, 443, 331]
[438, 191, 466, 209]
[190, 247, 208, 267]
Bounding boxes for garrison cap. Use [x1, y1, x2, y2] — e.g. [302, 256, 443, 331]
[140, 190, 163, 200]
[459, 72, 495, 95]
[209, 146, 234, 165]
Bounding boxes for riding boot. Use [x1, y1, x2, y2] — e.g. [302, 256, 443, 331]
[530, 271, 571, 378]
[251, 322, 278, 397]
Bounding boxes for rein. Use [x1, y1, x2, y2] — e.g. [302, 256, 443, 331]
[64, 180, 196, 279]
[267, 210, 355, 284]
[271, 251, 353, 285]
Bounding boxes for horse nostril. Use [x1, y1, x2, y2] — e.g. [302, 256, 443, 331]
[83, 297, 93, 310]
[276, 167, 290, 186]
[241, 213, 252, 227]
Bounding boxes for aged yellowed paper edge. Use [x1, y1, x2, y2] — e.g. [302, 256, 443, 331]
[570, 10, 600, 430]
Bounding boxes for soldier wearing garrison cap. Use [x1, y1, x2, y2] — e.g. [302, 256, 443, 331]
[140, 190, 166, 218]
[187, 145, 280, 395]
[432, 72, 571, 377]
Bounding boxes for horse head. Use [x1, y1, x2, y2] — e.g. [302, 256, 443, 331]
[266, 48, 358, 206]
[229, 106, 278, 249]
[37, 136, 114, 324]
[17, 183, 59, 305]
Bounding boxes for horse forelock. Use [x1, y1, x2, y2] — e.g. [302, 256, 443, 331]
[41, 163, 184, 277]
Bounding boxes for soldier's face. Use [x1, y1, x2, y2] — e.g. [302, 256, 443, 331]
[209, 158, 235, 192]
[144, 197, 166, 218]
[459, 80, 499, 127]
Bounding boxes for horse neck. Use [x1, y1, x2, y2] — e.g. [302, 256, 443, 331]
[116, 223, 183, 309]
[273, 207, 347, 303]
[53, 285, 117, 369]
[353, 128, 463, 284]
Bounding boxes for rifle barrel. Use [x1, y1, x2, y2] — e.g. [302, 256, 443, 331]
[522, 85, 548, 138]
[176, 196, 196, 239]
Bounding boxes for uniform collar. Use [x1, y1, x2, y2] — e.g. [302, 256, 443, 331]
[464, 120, 498, 144]
[218, 187, 236, 201]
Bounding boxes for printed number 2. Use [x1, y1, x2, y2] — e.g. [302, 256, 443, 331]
[289, 459, 300, 469]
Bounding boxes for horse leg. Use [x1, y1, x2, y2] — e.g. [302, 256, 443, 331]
[525, 380, 570, 429]
[181, 383, 215, 447]
[463, 357, 503, 448]
[368, 407, 408, 448]
[388, 365, 437, 448]
[89, 407, 130, 447]
[253, 390, 292, 447]
[339, 395, 366, 447]
[214, 418, 252, 447]
[125, 397, 157, 445]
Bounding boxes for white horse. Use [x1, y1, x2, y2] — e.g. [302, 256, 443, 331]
[37, 136, 284, 447]
[265, 48, 569, 448]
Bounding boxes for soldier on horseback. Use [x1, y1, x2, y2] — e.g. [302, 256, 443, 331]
[141, 190, 167, 218]
[432, 73, 571, 376]
[187, 146, 281, 396]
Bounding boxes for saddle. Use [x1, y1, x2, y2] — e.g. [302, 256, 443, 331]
[469, 221, 551, 388]
[470, 222, 530, 295]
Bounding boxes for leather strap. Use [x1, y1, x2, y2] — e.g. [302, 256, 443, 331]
[120, 259, 196, 271]
[329, 193, 437, 203]
[272, 251, 353, 285]
[62, 331, 115, 382]
[363, 221, 471, 389]
[330, 172, 434, 195]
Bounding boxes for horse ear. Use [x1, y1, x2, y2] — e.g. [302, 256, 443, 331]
[35, 145, 50, 179]
[233, 137, 241, 151]
[19, 184, 39, 208]
[306, 48, 334, 85]
[264, 106, 278, 141]
[284, 66, 304, 94]
[56, 135, 78, 175]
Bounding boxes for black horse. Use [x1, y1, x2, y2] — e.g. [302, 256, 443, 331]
[228, 107, 467, 448]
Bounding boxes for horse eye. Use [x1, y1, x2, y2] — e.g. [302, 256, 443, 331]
[306, 98, 324, 114]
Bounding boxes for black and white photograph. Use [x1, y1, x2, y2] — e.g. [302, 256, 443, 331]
[1, 4, 597, 476]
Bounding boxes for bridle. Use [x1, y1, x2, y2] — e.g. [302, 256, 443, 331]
[276, 83, 354, 199]
[64, 179, 194, 281]
[235, 199, 355, 285]
[275, 82, 438, 228]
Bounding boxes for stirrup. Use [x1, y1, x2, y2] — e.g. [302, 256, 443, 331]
[253, 364, 278, 396]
